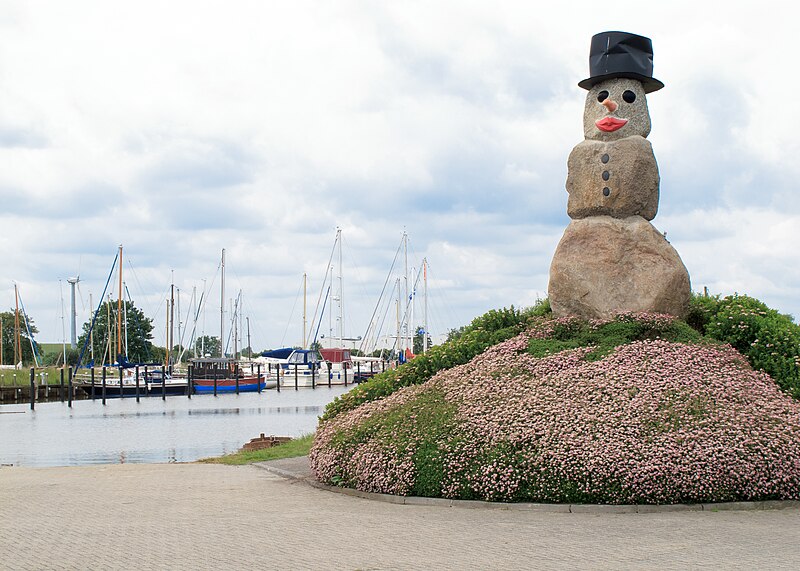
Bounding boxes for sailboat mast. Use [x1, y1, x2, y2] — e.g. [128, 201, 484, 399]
[338, 227, 343, 347]
[106, 294, 112, 365]
[201, 279, 207, 356]
[176, 287, 181, 353]
[117, 245, 122, 359]
[423, 258, 429, 353]
[165, 301, 170, 366]
[231, 296, 237, 359]
[123, 283, 129, 359]
[170, 279, 175, 366]
[246, 316, 251, 359]
[89, 292, 94, 364]
[14, 283, 21, 366]
[395, 278, 401, 360]
[302, 273, 307, 349]
[403, 232, 408, 353]
[220, 248, 225, 358]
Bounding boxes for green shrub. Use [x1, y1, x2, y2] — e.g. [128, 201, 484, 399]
[691, 294, 800, 398]
[323, 293, 800, 426]
[685, 293, 721, 333]
[528, 314, 703, 361]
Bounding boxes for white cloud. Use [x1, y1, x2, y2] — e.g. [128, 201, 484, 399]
[1, 0, 798, 350]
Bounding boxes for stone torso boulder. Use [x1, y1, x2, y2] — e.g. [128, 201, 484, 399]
[549, 215, 690, 319]
[566, 136, 659, 221]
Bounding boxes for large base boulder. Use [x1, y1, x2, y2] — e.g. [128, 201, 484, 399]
[549, 215, 690, 318]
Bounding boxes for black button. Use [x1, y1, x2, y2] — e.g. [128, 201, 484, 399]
[601, 154, 609, 163]
[603, 187, 610, 197]
[602, 171, 610, 181]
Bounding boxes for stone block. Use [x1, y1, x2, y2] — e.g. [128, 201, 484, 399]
[566, 137, 659, 220]
[549, 215, 691, 319]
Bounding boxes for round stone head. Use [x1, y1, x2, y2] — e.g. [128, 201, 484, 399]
[583, 78, 651, 141]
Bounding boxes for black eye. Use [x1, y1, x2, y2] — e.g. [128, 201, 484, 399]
[597, 90, 609, 102]
[622, 90, 636, 103]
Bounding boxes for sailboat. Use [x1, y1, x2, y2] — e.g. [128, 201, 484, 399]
[70, 246, 188, 397]
[190, 249, 270, 393]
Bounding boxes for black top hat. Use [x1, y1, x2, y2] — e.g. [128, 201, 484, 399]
[578, 31, 664, 93]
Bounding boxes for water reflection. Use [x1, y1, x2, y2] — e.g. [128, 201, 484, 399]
[0, 386, 352, 467]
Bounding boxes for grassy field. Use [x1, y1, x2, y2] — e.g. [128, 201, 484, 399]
[0, 367, 71, 387]
[199, 434, 314, 465]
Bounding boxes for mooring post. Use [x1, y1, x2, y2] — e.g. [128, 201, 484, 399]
[213, 366, 218, 397]
[187, 365, 192, 398]
[102, 366, 107, 405]
[344, 363, 348, 386]
[135, 366, 140, 402]
[91, 367, 96, 401]
[68, 366, 73, 408]
[356, 360, 360, 384]
[327, 362, 332, 388]
[276, 364, 281, 392]
[29, 367, 35, 411]
[257, 363, 262, 393]
[119, 367, 124, 398]
[294, 363, 298, 390]
[59, 368, 65, 402]
[161, 365, 166, 400]
[235, 362, 240, 395]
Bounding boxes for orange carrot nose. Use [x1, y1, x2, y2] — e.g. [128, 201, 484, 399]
[602, 98, 618, 112]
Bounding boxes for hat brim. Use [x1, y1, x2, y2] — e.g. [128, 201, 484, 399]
[578, 72, 664, 94]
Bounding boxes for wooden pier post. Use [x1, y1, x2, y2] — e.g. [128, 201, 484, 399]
[29, 367, 35, 411]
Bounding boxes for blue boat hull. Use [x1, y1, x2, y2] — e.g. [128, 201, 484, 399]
[192, 381, 267, 394]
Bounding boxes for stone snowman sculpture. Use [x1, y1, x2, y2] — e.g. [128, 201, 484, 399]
[549, 31, 691, 319]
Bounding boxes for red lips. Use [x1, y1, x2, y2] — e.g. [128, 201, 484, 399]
[595, 117, 628, 132]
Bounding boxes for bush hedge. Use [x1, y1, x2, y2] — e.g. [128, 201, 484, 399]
[323, 294, 800, 426]
[311, 295, 800, 504]
[688, 294, 800, 398]
[311, 321, 800, 503]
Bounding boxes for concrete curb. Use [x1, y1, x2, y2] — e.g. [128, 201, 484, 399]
[253, 458, 800, 514]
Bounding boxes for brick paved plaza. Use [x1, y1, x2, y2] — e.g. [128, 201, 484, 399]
[2, 462, 799, 569]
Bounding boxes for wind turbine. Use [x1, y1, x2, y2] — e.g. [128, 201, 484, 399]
[66, 276, 80, 349]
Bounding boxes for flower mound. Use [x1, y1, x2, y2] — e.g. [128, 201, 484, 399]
[310, 332, 800, 504]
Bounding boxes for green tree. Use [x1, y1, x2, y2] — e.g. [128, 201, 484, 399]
[413, 326, 432, 354]
[194, 335, 220, 357]
[150, 345, 167, 364]
[0, 310, 40, 366]
[76, 301, 155, 365]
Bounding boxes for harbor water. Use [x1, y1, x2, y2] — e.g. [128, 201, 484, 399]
[0, 386, 352, 467]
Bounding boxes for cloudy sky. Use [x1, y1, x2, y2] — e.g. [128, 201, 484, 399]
[1, 1, 798, 354]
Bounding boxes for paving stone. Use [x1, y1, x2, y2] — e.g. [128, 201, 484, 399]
[636, 503, 703, 513]
[570, 503, 638, 514]
[2, 463, 800, 569]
